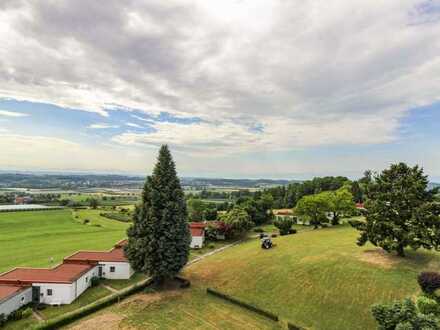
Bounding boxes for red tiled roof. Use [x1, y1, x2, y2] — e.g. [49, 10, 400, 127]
[64, 247, 127, 263]
[189, 222, 206, 228]
[0, 263, 96, 285]
[189, 222, 205, 237]
[190, 227, 204, 237]
[0, 285, 30, 301]
[114, 239, 128, 248]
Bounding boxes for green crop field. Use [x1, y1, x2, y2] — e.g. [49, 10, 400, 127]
[0, 209, 129, 273]
[64, 224, 440, 330]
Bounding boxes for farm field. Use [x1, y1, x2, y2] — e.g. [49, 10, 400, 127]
[65, 224, 440, 330]
[0, 209, 129, 273]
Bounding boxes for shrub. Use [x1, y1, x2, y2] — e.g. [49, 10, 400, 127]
[372, 298, 439, 330]
[416, 296, 440, 316]
[418, 272, 440, 294]
[7, 310, 23, 321]
[208, 244, 215, 249]
[271, 234, 277, 238]
[91, 276, 100, 287]
[273, 218, 294, 235]
[83, 219, 90, 224]
[253, 228, 264, 233]
[0, 314, 6, 327]
[21, 307, 32, 319]
[289, 228, 297, 234]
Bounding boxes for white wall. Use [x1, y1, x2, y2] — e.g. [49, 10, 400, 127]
[0, 287, 32, 317]
[35, 266, 98, 305]
[99, 262, 133, 280]
[34, 283, 74, 305]
[191, 236, 204, 249]
[74, 266, 99, 299]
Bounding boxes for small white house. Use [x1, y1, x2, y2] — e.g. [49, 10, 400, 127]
[64, 240, 134, 280]
[0, 263, 98, 306]
[190, 223, 205, 249]
[0, 285, 32, 317]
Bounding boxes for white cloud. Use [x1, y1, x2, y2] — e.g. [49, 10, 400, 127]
[0, 0, 439, 176]
[88, 123, 119, 129]
[125, 122, 142, 128]
[0, 133, 156, 173]
[0, 110, 29, 117]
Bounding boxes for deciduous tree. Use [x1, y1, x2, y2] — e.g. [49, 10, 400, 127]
[350, 163, 440, 257]
[296, 194, 330, 229]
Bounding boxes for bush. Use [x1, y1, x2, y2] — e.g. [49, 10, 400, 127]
[83, 219, 90, 224]
[289, 228, 297, 234]
[372, 298, 439, 330]
[0, 314, 6, 327]
[21, 307, 32, 319]
[7, 310, 23, 321]
[416, 296, 440, 316]
[273, 218, 294, 235]
[418, 272, 440, 294]
[91, 276, 100, 287]
[271, 234, 277, 238]
[208, 244, 215, 249]
[253, 228, 264, 233]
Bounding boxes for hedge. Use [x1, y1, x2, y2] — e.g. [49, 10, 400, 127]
[34, 278, 153, 329]
[287, 321, 304, 330]
[206, 288, 279, 321]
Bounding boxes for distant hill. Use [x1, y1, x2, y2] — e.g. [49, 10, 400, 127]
[0, 173, 293, 190]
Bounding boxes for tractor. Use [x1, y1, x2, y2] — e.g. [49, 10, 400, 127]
[260, 233, 273, 249]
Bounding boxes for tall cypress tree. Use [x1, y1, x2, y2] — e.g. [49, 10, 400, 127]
[125, 145, 190, 283]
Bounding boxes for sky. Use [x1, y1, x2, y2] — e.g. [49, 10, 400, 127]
[0, 0, 439, 181]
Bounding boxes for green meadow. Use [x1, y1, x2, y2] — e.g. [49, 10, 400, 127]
[67, 224, 440, 330]
[0, 209, 129, 273]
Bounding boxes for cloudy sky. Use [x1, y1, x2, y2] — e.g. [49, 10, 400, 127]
[0, 0, 439, 180]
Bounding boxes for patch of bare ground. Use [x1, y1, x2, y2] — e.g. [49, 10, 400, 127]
[68, 313, 126, 330]
[121, 279, 184, 307]
[358, 249, 401, 269]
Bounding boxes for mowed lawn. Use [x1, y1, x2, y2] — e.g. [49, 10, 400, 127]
[185, 224, 440, 329]
[66, 287, 281, 330]
[0, 209, 130, 273]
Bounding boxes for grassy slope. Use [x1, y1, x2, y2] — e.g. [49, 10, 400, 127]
[66, 287, 281, 330]
[185, 224, 440, 329]
[0, 209, 129, 273]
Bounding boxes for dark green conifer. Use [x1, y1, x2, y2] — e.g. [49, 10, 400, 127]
[125, 145, 190, 283]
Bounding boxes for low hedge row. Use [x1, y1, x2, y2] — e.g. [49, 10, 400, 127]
[206, 288, 279, 321]
[35, 278, 153, 330]
[100, 212, 131, 222]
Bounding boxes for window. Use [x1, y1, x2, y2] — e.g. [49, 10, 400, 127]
[21, 297, 25, 302]
[110, 266, 116, 273]
[85, 276, 89, 282]
[47, 289, 53, 296]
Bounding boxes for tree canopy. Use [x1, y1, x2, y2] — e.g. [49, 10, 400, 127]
[325, 188, 356, 225]
[125, 145, 190, 283]
[220, 206, 253, 237]
[296, 193, 331, 229]
[350, 163, 440, 257]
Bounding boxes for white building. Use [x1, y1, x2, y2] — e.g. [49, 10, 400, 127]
[0, 263, 98, 306]
[0, 285, 32, 317]
[190, 223, 205, 249]
[64, 240, 134, 280]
